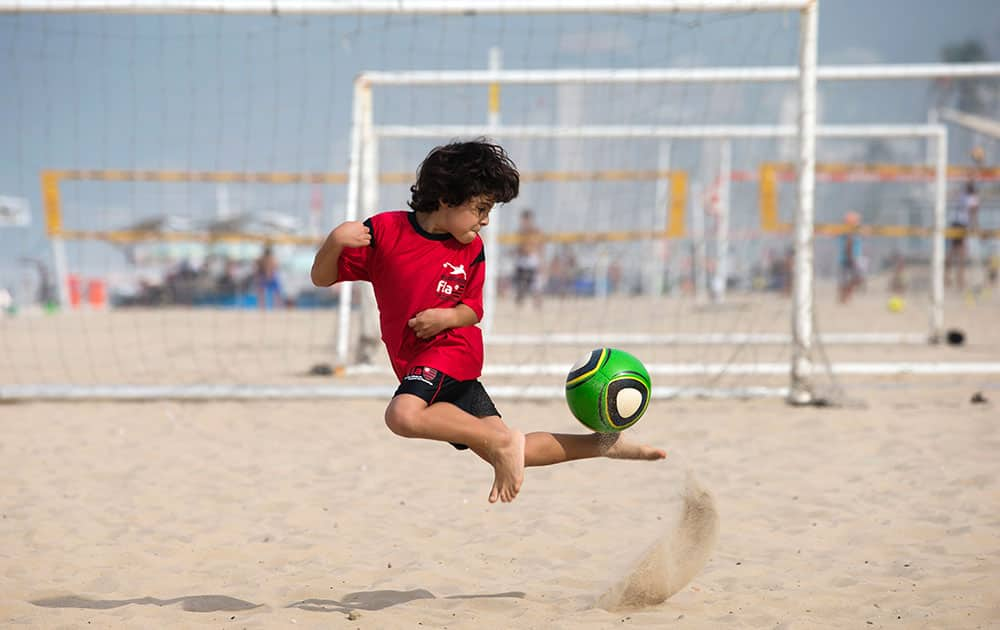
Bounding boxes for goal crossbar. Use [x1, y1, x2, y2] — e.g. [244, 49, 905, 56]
[362, 63, 1000, 85]
[345, 362, 1000, 377]
[374, 124, 942, 139]
[0, 1, 812, 14]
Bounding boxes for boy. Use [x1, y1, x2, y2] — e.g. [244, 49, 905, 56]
[311, 139, 665, 504]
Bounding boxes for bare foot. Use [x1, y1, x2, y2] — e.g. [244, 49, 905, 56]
[600, 433, 667, 460]
[488, 429, 526, 503]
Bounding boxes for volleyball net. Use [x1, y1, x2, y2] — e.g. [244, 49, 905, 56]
[2, 1, 999, 401]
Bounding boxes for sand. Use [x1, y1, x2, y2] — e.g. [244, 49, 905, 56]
[598, 474, 719, 611]
[2, 277, 999, 388]
[0, 380, 997, 628]
[1, 284, 999, 627]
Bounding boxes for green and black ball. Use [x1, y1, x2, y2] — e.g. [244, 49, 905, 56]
[565, 348, 651, 432]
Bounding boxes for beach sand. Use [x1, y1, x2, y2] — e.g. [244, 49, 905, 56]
[1, 381, 998, 628]
[1, 285, 999, 628]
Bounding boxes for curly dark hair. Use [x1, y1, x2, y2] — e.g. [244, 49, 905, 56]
[408, 139, 519, 213]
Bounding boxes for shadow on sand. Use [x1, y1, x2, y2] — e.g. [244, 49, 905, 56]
[288, 589, 526, 613]
[31, 588, 525, 615]
[31, 594, 261, 613]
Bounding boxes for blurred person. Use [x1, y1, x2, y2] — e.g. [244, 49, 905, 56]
[774, 247, 794, 296]
[512, 208, 544, 308]
[21, 258, 57, 308]
[988, 243, 999, 288]
[762, 249, 777, 291]
[945, 181, 979, 291]
[838, 211, 863, 304]
[888, 250, 906, 294]
[607, 258, 623, 294]
[255, 244, 283, 309]
[216, 257, 240, 298]
[548, 245, 578, 297]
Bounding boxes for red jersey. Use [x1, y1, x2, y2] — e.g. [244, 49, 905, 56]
[336, 211, 486, 382]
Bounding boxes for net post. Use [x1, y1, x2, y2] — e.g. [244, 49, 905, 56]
[789, 0, 818, 405]
[338, 76, 371, 366]
[929, 125, 947, 343]
[649, 142, 673, 297]
[713, 139, 732, 303]
[691, 180, 708, 305]
[483, 47, 503, 336]
[50, 238, 70, 311]
[357, 78, 381, 363]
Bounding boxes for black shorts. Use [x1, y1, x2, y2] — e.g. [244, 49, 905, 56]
[394, 366, 501, 450]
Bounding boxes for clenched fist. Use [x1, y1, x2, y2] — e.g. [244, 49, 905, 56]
[333, 221, 372, 248]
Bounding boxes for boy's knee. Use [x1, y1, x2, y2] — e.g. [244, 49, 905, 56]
[384, 403, 421, 437]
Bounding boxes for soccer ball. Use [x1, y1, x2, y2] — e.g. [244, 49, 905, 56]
[565, 348, 651, 433]
[887, 295, 905, 313]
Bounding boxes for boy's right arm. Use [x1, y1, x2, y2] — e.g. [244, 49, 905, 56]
[311, 221, 372, 287]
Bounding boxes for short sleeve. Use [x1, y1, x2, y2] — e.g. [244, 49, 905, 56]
[460, 244, 486, 321]
[335, 217, 375, 283]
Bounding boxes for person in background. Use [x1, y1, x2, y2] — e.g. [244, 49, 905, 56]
[838, 211, 863, 304]
[513, 208, 545, 308]
[255, 244, 283, 309]
[945, 181, 979, 291]
[888, 249, 906, 295]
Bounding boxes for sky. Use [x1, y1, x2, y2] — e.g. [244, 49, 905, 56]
[0, 0, 998, 296]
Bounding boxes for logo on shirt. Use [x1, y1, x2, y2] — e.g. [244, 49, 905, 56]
[404, 365, 439, 385]
[436, 261, 467, 301]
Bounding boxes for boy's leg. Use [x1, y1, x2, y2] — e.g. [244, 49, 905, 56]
[523, 431, 666, 467]
[385, 394, 525, 503]
[386, 376, 663, 500]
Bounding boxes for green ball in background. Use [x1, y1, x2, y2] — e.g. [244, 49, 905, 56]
[565, 348, 651, 433]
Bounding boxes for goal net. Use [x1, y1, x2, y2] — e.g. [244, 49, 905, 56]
[354, 121, 953, 401]
[3, 1, 994, 402]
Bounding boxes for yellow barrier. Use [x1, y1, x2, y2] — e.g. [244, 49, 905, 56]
[767, 222, 1000, 239]
[55, 229, 321, 246]
[42, 168, 688, 244]
[759, 163, 779, 232]
[758, 161, 999, 239]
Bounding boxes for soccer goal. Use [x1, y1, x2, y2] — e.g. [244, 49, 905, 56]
[340, 56, 1000, 402]
[348, 110, 955, 399]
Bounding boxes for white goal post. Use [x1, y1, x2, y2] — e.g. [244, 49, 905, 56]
[347, 118, 950, 377]
[343, 61, 1000, 353]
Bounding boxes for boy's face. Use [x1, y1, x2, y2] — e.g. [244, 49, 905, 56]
[443, 195, 494, 244]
